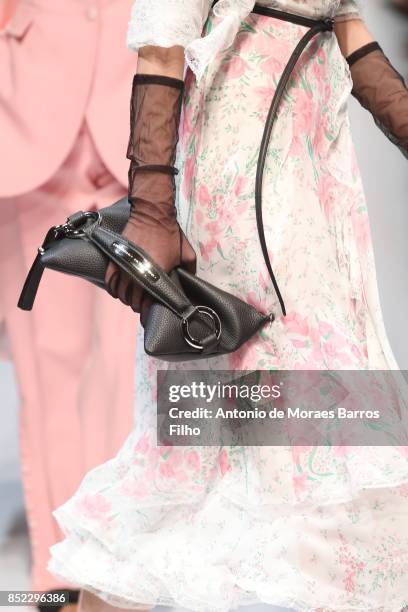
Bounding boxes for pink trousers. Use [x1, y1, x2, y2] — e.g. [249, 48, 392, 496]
[0, 123, 137, 591]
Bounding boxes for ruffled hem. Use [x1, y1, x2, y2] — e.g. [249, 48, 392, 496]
[49, 475, 408, 612]
[48, 431, 408, 612]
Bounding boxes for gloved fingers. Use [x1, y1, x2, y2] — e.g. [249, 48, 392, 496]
[140, 293, 153, 327]
[106, 263, 121, 298]
[116, 273, 144, 312]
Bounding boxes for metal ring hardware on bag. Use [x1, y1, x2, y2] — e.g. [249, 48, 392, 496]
[182, 306, 222, 350]
[37, 211, 100, 255]
[211, 2, 334, 317]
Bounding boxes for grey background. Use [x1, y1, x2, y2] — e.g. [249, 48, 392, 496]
[0, 1, 407, 610]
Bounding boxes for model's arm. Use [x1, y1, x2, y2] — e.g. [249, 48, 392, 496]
[335, 18, 374, 57]
[136, 45, 185, 79]
[105, 0, 213, 311]
[334, 6, 408, 159]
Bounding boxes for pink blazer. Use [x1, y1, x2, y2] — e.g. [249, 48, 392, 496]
[0, 0, 136, 198]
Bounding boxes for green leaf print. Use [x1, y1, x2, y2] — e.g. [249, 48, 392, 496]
[239, 21, 257, 34]
[216, 243, 228, 260]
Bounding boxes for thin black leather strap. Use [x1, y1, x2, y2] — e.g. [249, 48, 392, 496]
[17, 225, 64, 310]
[210, 2, 334, 317]
[17, 253, 44, 311]
[251, 5, 332, 29]
[255, 15, 334, 317]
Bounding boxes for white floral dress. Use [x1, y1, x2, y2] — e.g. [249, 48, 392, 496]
[48, 1, 408, 610]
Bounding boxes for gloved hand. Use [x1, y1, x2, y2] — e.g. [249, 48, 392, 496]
[105, 73, 196, 316]
[347, 42, 408, 158]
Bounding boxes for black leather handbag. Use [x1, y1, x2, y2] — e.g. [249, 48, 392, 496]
[18, 8, 334, 362]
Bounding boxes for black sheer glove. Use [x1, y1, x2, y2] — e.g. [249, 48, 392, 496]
[105, 74, 196, 315]
[347, 42, 408, 158]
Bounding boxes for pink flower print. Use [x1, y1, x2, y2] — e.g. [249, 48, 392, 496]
[289, 133, 304, 157]
[322, 336, 351, 365]
[258, 271, 268, 291]
[246, 289, 266, 312]
[350, 343, 364, 362]
[308, 325, 323, 354]
[234, 175, 249, 197]
[310, 47, 327, 81]
[185, 450, 201, 472]
[338, 536, 365, 594]
[318, 320, 334, 339]
[254, 82, 276, 121]
[260, 39, 292, 76]
[199, 238, 218, 263]
[195, 208, 205, 225]
[166, 449, 184, 470]
[256, 29, 290, 57]
[293, 88, 314, 135]
[318, 174, 336, 220]
[76, 493, 111, 523]
[204, 216, 224, 239]
[292, 473, 309, 496]
[351, 206, 370, 256]
[218, 449, 232, 476]
[174, 470, 189, 483]
[180, 104, 193, 151]
[159, 461, 175, 479]
[283, 312, 310, 336]
[181, 155, 195, 199]
[159, 444, 173, 457]
[313, 114, 330, 151]
[220, 54, 248, 79]
[344, 571, 355, 594]
[121, 477, 149, 499]
[292, 445, 312, 467]
[197, 184, 212, 207]
[134, 432, 150, 455]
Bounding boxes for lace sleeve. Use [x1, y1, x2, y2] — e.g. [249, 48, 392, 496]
[335, 0, 361, 22]
[127, 0, 212, 58]
[127, 0, 256, 84]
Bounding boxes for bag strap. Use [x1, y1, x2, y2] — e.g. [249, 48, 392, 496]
[84, 221, 213, 324]
[212, 2, 334, 317]
[17, 224, 66, 311]
[84, 221, 220, 350]
[254, 10, 334, 317]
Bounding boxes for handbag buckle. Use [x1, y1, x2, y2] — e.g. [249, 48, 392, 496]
[55, 211, 101, 239]
[182, 306, 222, 351]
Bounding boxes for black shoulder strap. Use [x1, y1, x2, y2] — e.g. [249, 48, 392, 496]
[254, 10, 334, 316]
[211, 2, 334, 317]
